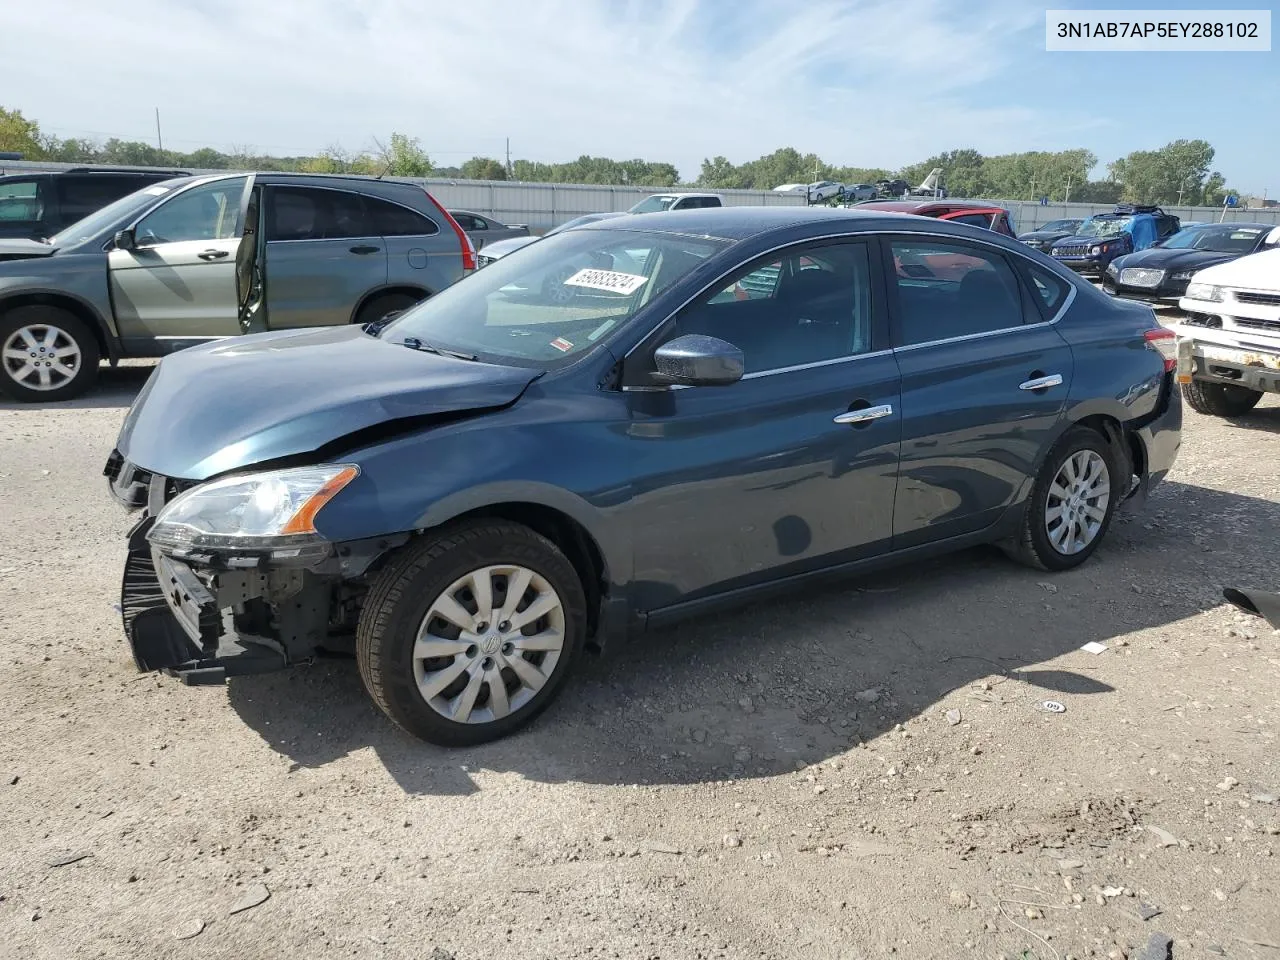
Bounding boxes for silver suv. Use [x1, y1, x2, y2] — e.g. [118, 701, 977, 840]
[0, 173, 475, 402]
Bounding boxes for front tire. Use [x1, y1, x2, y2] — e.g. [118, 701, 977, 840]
[1181, 379, 1262, 418]
[1002, 426, 1120, 572]
[0, 305, 100, 403]
[356, 521, 588, 746]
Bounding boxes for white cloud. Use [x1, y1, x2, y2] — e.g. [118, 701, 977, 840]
[1, 0, 1100, 177]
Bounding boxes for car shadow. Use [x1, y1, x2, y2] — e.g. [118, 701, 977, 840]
[0, 363, 154, 411]
[224, 479, 1278, 796]
[1208, 401, 1280, 436]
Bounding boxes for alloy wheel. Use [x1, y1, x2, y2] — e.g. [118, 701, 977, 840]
[1044, 449, 1111, 555]
[2, 324, 82, 392]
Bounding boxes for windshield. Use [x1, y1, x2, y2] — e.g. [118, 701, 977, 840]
[1161, 225, 1263, 252]
[1076, 215, 1132, 239]
[628, 196, 677, 214]
[1042, 219, 1080, 232]
[384, 227, 727, 368]
[46, 181, 181, 246]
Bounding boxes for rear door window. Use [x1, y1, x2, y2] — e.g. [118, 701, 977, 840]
[888, 238, 1026, 346]
[366, 195, 439, 237]
[945, 213, 994, 229]
[1022, 262, 1072, 317]
[266, 186, 378, 241]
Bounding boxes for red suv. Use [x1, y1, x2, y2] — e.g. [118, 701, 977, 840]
[851, 199, 1017, 238]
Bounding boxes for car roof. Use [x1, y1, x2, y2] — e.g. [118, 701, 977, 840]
[854, 198, 1004, 213]
[582, 205, 1015, 243]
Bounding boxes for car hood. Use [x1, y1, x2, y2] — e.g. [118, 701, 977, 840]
[116, 324, 541, 481]
[1184, 246, 1280, 289]
[480, 235, 540, 259]
[1019, 230, 1071, 242]
[1053, 231, 1128, 247]
[0, 237, 58, 261]
[1112, 247, 1238, 272]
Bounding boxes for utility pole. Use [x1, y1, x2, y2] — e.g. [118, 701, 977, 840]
[154, 107, 163, 152]
[1064, 175, 1072, 203]
[505, 137, 511, 178]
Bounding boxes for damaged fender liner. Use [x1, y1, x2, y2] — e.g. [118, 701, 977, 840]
[121, 516, 403, 685]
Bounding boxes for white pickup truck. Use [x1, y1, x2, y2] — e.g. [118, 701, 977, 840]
[1174, 229, 1280, 418]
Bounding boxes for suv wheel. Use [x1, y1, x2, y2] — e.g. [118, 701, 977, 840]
[1002, 426, 1120, 572]
[356, 521, 588, 746]
[1181, 380, 1262, 418]
[0, 305, 101, 403]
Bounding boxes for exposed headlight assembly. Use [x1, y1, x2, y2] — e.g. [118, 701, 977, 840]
[147, 464, 359, 560]
[1106, 262, 1119, 276]
[1185, 282, 1223, 302]
[1171, 270, 1196, 281]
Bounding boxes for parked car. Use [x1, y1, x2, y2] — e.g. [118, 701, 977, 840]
[1103, 222, 1279, 305]
[0, 173, 474, 402]
[875, 177, 910, 198]
[476, 212, 626, 267]
[447, 210, 529, 250]
[105, 205, 1180, 746]
[1173, 234, 1280, 417]
[807, 180, 846, 203]
[844, 183, 878, 201]
[627, 193, 722, 214]
[1050, 205, 1180, 276]
[853, 199, 1017, 237]
[0, 167, 187, 240]
[1017, 219, 1084, 253]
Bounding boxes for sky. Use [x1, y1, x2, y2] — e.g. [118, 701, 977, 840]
[2, 0, 1276, 194]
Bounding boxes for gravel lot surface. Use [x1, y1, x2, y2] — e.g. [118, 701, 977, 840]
[1, 364, 1278, 960]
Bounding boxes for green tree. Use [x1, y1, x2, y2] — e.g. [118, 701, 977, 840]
[1070, 179, 1124, 204]
[373, 133, 431, 177]
[460, 156, 507, 180]
[1109, 139, 1215, 204]
[0, 106, 45, 158]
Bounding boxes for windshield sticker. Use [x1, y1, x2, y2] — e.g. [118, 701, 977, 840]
[142, 186, 171, 196]
[563, 268, 649, 296]
[550, 337, 574, 352]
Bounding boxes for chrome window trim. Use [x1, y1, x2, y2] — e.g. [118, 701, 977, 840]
[620, 227, 1078, 387]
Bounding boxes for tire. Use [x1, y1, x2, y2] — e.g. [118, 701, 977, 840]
[0, 305, 101, 403]
[1181, 379, 1262, 418]
[356, 521, 588, 746]
[354, 292, 424, 328]
[1001, 426, 1120, 572]
[542, 265, 579, 304]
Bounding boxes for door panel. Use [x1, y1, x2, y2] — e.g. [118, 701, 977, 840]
[109, 237, 242, 339]
[885, 235, 1074, 547]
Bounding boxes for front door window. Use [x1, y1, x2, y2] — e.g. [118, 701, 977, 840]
[134, 178, 247, 246]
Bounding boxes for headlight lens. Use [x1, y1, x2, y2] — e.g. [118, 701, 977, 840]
[1185, 282, 1223, 302]
[1090, 245, 1102, 256]
[1171, 270, 1195, 281]
[1106, 262, 1119, 276]
[148, 464, 359, 554]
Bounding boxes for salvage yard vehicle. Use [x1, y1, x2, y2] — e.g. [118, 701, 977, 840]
[447, 209, 530, 249]
[1173, 236, 1280, 417]
[0, 173, 474, 402]
[475, 212, 625, 267]
[1017, 218, 1083, 254]
[1104, 222, 1279, 306]
[1050, 204, 1180, 277]
[627, 192, 722, 213]
[853, 198, 1017, 237]
[0, 166, 187, 240]
[105, 206, 1181, 746]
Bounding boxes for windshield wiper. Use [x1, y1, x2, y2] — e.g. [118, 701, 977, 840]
[401, 337, 477, 361]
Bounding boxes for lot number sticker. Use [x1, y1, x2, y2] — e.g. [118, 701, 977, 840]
[563, 268, 649, 295]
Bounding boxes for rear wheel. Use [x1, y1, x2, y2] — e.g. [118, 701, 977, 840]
[356, 521, 588, 746]
[1181, 379, 1262, 418]
[0, 305, 100, 403]
[1002, 427, 1119, 572]
[354, 292, 424, 328]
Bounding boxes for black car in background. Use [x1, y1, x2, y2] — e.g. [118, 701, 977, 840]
[0, 167, 187, 239]
[1103, 222, 1280, 304]
[1017, 218, 1083, 253]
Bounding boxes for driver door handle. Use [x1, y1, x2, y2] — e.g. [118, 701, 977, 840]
[834, 403, 893, 425]
[1019, 374, 1063, 391]
[197, 249, 230, 261]
[349, 244, 381, 255]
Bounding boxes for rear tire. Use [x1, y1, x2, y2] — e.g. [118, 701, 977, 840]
[1002, 426, 1120, 572]
[0, 305, 101, 403]
[356, 521, 588, 746]
[1181, 379, 1262, 418]
[354, 292, 424, 328]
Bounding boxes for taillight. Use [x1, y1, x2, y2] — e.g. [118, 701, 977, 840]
[1143, 327, 1177, 372]
[423, 189, 477, 271]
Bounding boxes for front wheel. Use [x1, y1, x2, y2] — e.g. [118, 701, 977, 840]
[356, 521, 588, 746]
[1181, 379, 1262, 418]
[0, 305, 100, 403]
[1002, 427, 1120, 572]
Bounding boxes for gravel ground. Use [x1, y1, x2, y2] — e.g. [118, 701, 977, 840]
[1, 364, 1278, 960]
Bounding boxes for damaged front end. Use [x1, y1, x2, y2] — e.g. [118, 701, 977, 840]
[108, 454, 404, 684]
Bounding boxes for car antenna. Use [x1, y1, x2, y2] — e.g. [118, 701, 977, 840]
[375, 159, 393, 181]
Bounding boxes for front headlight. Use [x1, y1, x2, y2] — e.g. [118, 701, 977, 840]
[147, 464, 359, 556]
[1106, 262, 1119, 276]
[1090, 245, 1102, 256]
[1171, 270, 1195, 281]
[1185, 282, 1223, 302]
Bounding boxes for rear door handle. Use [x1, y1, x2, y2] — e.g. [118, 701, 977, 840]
[197, 249, 229, 261]
[1019, 374, 1064, 391]
[349, 244, 381, 255]
[834, 403, 893, 425]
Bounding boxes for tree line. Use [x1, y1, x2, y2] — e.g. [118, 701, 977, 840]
[1, 106, 1246, 207]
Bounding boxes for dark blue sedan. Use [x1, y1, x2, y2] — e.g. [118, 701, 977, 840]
[106, 207, 1181, 745]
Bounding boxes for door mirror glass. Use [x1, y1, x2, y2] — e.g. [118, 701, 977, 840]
[653, 334, 744, 386]
[113, 228, 135, 251]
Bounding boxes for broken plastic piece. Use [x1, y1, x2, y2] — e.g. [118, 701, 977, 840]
[1080, 641, 1108, 655]
[1042, 700, 1067, 714]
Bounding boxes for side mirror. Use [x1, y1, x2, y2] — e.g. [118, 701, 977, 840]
[652, 334, 744, 387]
[1267, 226, 1280, 247]
[113, 228, 136, 251]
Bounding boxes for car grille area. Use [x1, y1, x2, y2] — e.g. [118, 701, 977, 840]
[1236, 290, 1280, 307]
[1119, 268, 1165, 288]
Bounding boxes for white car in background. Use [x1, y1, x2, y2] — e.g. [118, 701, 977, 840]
[1173, 230, 1280, 418]
[771, 181, 846, 203]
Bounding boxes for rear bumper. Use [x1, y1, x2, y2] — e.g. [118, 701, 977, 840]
[1103, 281, 1185, 305]
[1134, 377, 1182, 497]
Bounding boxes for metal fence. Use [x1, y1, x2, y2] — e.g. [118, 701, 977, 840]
[3, 159, 1276, 231]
